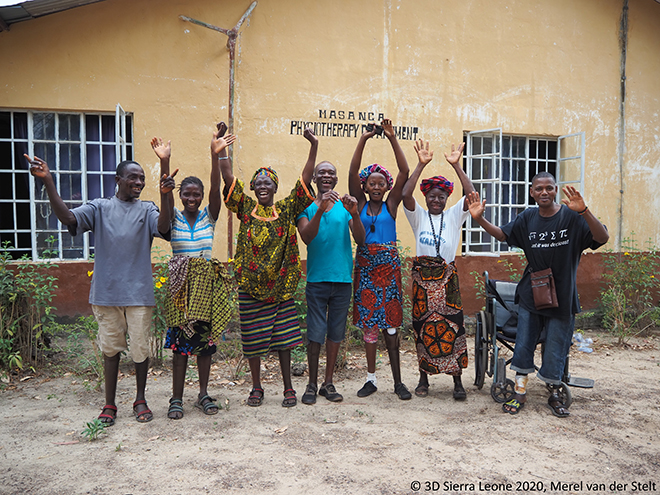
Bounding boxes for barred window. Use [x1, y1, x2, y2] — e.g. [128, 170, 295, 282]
[0, 105, 132, 260]
[464, 129, 584, 253]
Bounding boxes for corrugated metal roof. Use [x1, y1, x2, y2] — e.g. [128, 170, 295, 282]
[0, 0, 105, 32]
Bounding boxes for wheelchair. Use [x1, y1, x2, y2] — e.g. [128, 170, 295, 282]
[473, 271, 594, 406]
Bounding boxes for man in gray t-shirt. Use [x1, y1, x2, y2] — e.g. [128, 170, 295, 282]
[26, 154, 173, 426]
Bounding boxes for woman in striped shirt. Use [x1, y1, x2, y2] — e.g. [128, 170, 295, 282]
[152, 123, 236, 419]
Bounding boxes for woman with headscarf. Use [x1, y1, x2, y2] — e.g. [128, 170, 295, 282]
[219, 128, 317, 408]
[348, 119, 411, 400]
[402, 139, 475, 400]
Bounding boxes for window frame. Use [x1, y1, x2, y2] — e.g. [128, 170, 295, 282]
[0, 105, 133, 261]
[463, 128, 584, 255]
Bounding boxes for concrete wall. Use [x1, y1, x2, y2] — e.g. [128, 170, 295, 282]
[2, 0, 659, 316]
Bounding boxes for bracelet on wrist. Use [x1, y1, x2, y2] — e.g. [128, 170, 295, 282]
[578, 206, 589, 215]
[218, 156, 229, 160]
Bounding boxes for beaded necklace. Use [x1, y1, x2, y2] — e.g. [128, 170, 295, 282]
[428, 210, 444, 257]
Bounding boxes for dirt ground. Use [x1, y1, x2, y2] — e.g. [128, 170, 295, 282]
[0, 329, 659, 495]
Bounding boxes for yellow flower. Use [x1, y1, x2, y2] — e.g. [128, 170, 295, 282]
[624, 252, 630, 256]
[160, 277, 167, 283]
[87, 270, 94, 277]
[155, 282, 162, 289]
[651, 275, 655, 279]
[228, 258, 234, 263]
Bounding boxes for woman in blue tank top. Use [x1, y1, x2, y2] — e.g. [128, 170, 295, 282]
[348, 118, 412, 400]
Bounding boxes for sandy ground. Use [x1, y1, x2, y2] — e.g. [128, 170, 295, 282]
[0, 330, 659, 495]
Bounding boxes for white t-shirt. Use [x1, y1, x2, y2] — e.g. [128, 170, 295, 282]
[403, 197, 469, 262]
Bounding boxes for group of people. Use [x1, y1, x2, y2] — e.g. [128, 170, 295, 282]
[24, 117, 607, 425]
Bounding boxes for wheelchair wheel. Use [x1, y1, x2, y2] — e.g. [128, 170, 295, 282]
[491, 378, 515, 403]
[473, 311, 489, 390]
[546, 381, 573, 409]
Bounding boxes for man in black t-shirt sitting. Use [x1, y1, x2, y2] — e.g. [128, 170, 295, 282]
[467, 172, 609, 418]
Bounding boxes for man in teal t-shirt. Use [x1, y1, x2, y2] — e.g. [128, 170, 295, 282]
[296, 161, 365, 404]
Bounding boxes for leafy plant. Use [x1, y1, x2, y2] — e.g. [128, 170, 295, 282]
[150, 247, 170, 364]
[600, 234, 660, 344]
[290, 344, 306, 364]
[293, 273, 307, 329]
[81, 418, 107, 441]
[0, 238, 58, 370]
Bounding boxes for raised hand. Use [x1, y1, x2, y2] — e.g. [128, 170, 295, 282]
[382, 118, 395, 139]
[444, 142, 465, 167]
[561, 185, 586, 212]
[319, 190, 339, 211]
[211, 132, 236, 155]
[160, 168, 179, 194]
[303, 126, 318, 145]
[362, 122, 378, 139]
[466, 191, 486, 219]
[413, 139, 434, 166]
[151, 137, 171, 160]
[25, 154, 51, 180]
[341, 194, 359, 215]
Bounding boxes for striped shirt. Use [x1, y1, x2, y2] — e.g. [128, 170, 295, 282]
[170, 206, 216, 260]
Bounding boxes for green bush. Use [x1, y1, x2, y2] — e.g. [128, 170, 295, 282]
[600, 234, 660, 344]
[0, 240, 58, 371]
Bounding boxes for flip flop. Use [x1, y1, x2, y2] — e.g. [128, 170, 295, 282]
[195, 394, 219, 415]
[503, 398, 525, 415]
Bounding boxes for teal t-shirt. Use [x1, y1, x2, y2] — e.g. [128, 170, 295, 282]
[298, 201, 354, 283]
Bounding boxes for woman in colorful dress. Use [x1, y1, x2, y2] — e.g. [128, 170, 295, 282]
[219, 128, 317, 407]
[402, 139, 474, 400]
[348, 119, 411, 400]
[151, 123, 236, 419]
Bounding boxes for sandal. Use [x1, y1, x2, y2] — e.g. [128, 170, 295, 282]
[502, 397, 525, 415]
[98, 404, 117, 427]
[301, 383, 317, 405]
[195, 394, 219, 415]
[247, 387, 264, 407]
[133, 399, 153, 423]
[167, 398, 184, 420]
[414, 383, 429, 398]
[282, 388, 297, 408]
[548, 393, 570, 418]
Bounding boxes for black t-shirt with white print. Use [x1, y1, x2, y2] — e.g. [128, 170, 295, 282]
[501, 205, 606, 318]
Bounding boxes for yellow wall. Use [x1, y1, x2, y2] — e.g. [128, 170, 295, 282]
[2, 0, 659, 258]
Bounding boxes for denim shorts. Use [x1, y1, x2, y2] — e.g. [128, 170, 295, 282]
[510, 306, 575, 385]
[305, 282, 352, 344]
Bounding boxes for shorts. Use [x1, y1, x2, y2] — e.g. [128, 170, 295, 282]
[91, 305, 153, 363]
[305, 282, 352, 344]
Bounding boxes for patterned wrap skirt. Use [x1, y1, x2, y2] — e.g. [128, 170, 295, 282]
[238, 291, 303, 358]
[353, 242, 403, 332]
[412, 256, 468, 375]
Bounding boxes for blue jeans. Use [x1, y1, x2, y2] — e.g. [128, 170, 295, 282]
[510, 306, 575, 385]
[305, 282, 352, 344]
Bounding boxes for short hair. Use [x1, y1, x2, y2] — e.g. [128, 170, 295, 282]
[116, 160, 141, 177]
[179, 176, 205, 195]
[531, 171, 556, 184]
[314, 161, 337, 174]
